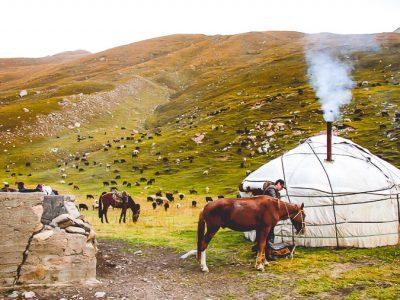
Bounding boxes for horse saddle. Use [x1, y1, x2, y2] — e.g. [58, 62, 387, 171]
[267, 242, 296, 259]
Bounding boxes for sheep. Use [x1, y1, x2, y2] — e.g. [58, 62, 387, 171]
[164, 202, 170, 211]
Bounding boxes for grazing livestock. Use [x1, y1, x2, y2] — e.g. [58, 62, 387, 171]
[73, 185, 79, 190]
[92, 200, 99, 210]
[98, 192, 140, 223]
[115, 175, 121, 179]
[25, 162, 31, 167]
[123, 181, 127, 185]
[152, 202, 157, 210]
[156, 198, 164, 206]
[205, 196, 213, 202]
[79, 168, 84, 172]
[103, 181, 110, 187]
[182, 196, 305, 272]
[147, 196, 154, 202]
[135, 182, 140, 186]
[166, 193, 174, 202]
[156, 191, 162, 197]
[139, 177, 147, 182]
[110, 180, 117, 185]
[126, 183, 131, 187]
[218, 195, 224, 199]
[189, 189, 198, 195]
[164, 202, 170, 211]
[68, 182, 74, 186]
[86, 194, 94, 199]
[192, 200, 197, 208]
[78, 203, 89, 211]
[179, 193, 185, 200]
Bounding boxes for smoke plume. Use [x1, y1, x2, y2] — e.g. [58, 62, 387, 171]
[305, 34, 379, 122]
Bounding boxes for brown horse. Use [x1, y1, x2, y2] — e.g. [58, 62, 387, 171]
[98, 192, 141, 223]
[182, 196, 305, 272]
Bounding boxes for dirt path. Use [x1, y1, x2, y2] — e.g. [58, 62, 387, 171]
[4, 240, 265, 300]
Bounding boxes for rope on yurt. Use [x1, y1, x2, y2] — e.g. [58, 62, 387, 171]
[280, 154, 295, 244]
[306, 140, 340, 248]
[397, 194, 400, 225]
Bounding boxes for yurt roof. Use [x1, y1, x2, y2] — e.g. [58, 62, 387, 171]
[243, 135, 400, 195]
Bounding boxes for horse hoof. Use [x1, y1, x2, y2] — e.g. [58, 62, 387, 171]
[201, 266, 209, 272]
[255, 264, 265, 271]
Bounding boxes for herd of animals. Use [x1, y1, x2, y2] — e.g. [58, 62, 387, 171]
[78, 190, 227, 221]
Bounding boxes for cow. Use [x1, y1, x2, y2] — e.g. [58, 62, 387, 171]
[147, 196, 154, 202]
[87, 194, 94, 200]
[115, 175, 121, 180]
[73, 185, 80, 190]
[156, 191, 162, 197]
[126, 183, 131, 187]
[103, 181, 110, 187]
[189, 189, 198, 195]
[110, 180, 117, 185]
[205, 196, 213, 202]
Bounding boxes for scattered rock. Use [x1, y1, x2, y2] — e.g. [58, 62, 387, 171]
[94, 291, 106, 298]
[22, 291, 35, 299]
[8, 291, 19, 298]
[19, 90, 28, 97]
[22, 108, 30, 113]
[134, 250, 143, 255]
[65, 226, 87, 235]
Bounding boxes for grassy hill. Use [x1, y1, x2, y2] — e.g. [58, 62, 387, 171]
[0, 31, 399, 298]
[1, 31, 399, 198]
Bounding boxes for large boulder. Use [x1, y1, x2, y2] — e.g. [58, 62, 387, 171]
[0, 192, 44, 286]
[19, 228, 96, 284]
[0, 192, 97, 287]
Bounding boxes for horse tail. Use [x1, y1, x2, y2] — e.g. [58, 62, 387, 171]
[98, 195, 103, 219]
[197, 210, 206, 261]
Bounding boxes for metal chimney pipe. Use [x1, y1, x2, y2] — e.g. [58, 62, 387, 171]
[326, 122, 332, 162]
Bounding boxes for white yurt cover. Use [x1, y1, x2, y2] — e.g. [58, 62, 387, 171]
[241, 135, 400, 248]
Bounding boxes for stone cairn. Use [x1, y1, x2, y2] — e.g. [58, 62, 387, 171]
[0, 192, 97, 288]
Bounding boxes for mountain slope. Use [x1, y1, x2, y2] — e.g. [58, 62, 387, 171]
[0, 31, 399, 198]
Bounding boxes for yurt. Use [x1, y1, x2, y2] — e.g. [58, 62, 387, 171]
[240, 134, 400, 248]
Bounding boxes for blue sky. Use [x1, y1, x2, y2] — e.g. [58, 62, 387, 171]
[0, 0, 399, 57]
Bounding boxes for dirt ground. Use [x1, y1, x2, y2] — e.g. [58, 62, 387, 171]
[2, 240, 285, 300]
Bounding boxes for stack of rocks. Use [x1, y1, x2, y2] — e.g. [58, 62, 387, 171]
[0, 193, 97, 288]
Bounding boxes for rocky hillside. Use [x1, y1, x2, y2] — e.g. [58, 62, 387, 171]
[0, 31, 399, 197]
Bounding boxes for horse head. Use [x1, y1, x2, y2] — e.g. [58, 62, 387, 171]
[290, 203, 306, 235]
[128, 196, 140, 222]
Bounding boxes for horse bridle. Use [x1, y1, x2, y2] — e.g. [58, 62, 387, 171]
[283, 201, 306, 231]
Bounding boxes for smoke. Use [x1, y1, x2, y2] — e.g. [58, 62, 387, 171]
[305, 34, 380, 122]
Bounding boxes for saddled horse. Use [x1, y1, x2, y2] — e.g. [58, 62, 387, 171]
[98, 192, 141, 223]
[181, 195, 305, 272]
